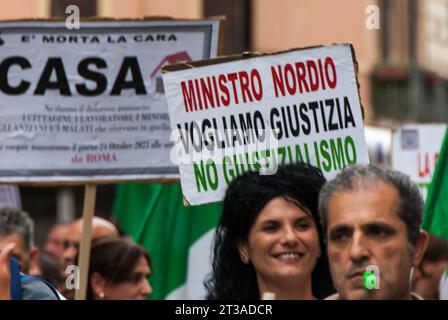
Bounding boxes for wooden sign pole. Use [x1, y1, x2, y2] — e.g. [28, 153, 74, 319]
[74, 184, 97, 300]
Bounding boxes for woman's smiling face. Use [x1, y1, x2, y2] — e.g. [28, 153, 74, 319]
[239, 197, 321, 289]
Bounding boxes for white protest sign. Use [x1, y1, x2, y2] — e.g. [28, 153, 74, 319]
[392, 124, 447, 201]
[0, 19, 220, 182]
[163, 44, 370, 205]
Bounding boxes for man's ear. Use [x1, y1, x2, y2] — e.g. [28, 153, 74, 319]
[30, 247, 39, 263]
[90, 272, 107, 298]
[238, 241, 250, 264]
[28, 247, 40, 275]
[412, 230, 429, 268]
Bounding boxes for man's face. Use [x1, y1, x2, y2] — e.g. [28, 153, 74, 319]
[45, 224, 69, 263]
[326, 181, 422, 300]
[62, 218, 118, 270]
[63, 222, 82, 269]
[0, 233, 31, 273]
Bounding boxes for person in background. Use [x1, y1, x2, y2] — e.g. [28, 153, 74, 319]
[38, 252, 65, 290]
[0, 210, 64, 300]
[61, 216, 119, 299]
[205, 163, 334, 300]
[412, 234, 448, 299]
[0, 243, 15, 299]
[62, 216, 119, 270]
[44, 223, 69, 264]
[86, 236, 152, 300]
[0, 207, 39, 274]
[319, 164, 429, 300]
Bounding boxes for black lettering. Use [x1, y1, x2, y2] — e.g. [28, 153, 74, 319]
[343, 97, 356, 128]
[176, 123, 190, 154]
[326, 99, 338, 130]
[239, 113, 255, 144]
[0, 57, 31, 95]
[75, 58, 107, 96]
[288, 104, 300, 137]
[320, 100, 328, 131]
[202, 118, 214, 150]
[34, 58, 71, 96]
[111, 57, 146, 95]
[308, 101, 320, 133]
[299, 103, 311, 135]
[280, 106, 289, 138]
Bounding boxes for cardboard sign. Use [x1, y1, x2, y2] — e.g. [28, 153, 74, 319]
[392, 124, 447, 201]
[0, 19, 220, 183]
[163, 44, 370, 205]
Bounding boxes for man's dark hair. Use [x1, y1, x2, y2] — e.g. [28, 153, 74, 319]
[319, 164, 423, 246]
[0, 207, 34, 251]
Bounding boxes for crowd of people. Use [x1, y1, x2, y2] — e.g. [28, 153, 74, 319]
[0, 209, 152, 300]
[0, 163, 447, 300]
[206, 163, 448, 300]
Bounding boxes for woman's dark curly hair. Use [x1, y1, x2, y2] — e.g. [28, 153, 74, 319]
[205, 163, 335, 299]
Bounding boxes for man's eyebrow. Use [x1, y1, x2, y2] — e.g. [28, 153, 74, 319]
[328, 224, 352, 236]
[329, 223, 351, 231]
[362, 221, 397, 234]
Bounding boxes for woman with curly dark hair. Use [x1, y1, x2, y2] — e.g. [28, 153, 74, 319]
[205, 163, 334, 300]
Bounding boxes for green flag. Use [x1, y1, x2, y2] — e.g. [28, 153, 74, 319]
[113, 182, 222, 299]
[423, 126, 448, 241]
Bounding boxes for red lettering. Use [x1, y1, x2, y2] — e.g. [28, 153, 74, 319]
[200, 77, 214, 109]
[180, 69, 263, 112]
[306, 60, 319, 91]
[181, 80, 196, 112]
[238, 71, 252, 103]
[325, 57, 337, 88]
[227, 72, 239, 104]
[418, 153, 430, 178]
[271, 65, 285, 97]
[318, 59, 326, 90]
[218, 74, 230, 106]
[284, 63, 296, 95]
[251, 69, 263, 101]
[212, 76, 221, 107]
[194, 79, 203, 110]
[295, 62, 309, 93]
[86, 153, 117, 163]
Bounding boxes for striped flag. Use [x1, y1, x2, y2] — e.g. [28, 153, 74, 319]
[113, 182, 221, 299]
[423, 126, 448, 241]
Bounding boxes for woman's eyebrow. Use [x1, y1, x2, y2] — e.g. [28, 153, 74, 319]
[260, 219, 279, 226]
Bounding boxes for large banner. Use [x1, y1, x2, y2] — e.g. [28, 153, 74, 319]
[0, 19, 220, 182]
[163, 44, 370, 205]
[392, 124, 447, 201]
